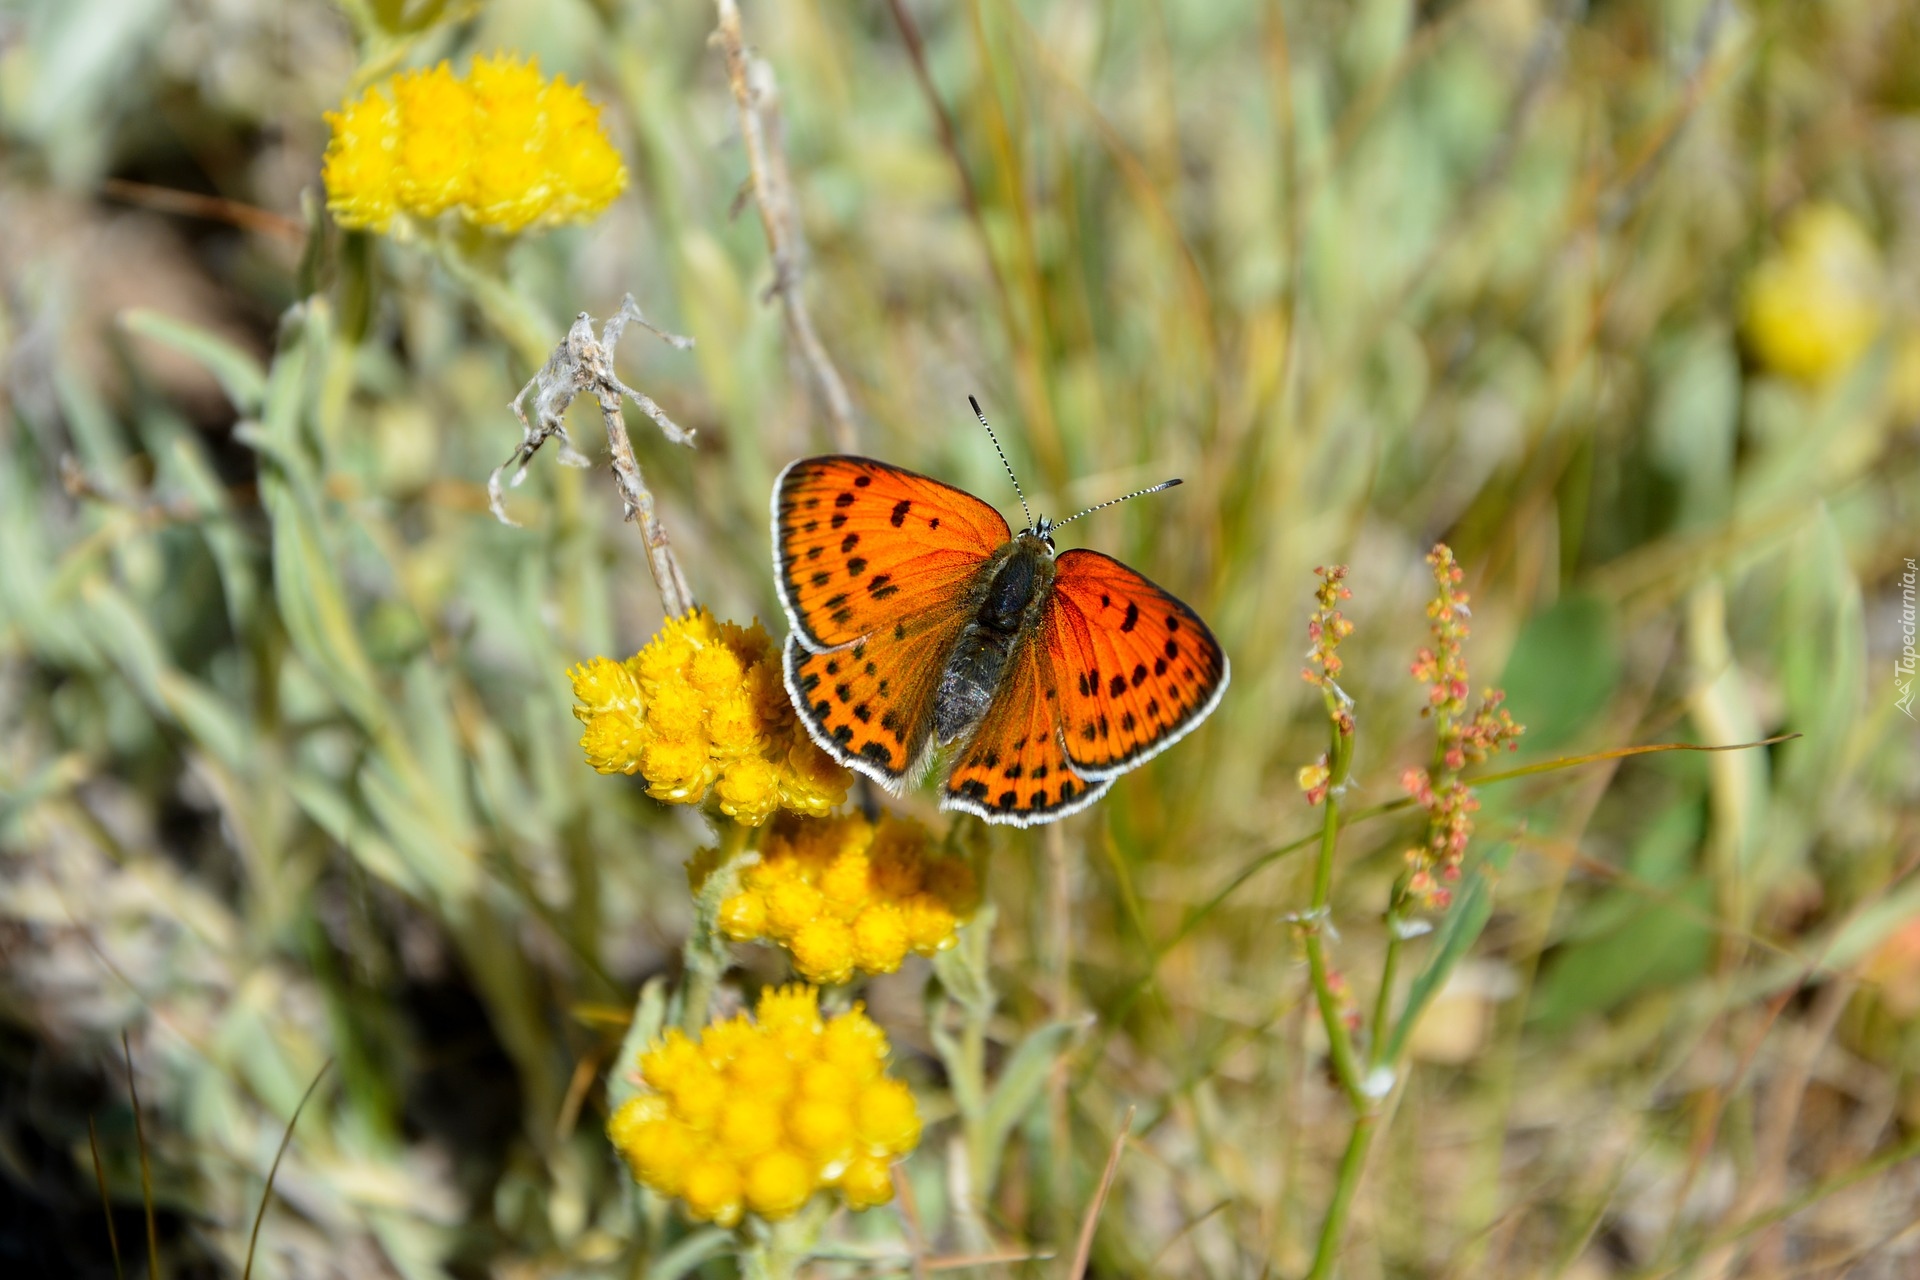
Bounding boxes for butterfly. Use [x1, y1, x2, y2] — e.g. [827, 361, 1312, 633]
[770, 399, 1229, 826]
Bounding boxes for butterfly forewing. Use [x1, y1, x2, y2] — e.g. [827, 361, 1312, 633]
[943, 632, 1113, 825]
[773, 456, 1009, 652]
[1043, 549, 1229, 779]
[775, 456, 1007, 788]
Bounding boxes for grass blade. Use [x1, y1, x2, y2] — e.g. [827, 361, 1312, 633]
[122, 1034, 160, 1280]
[87, 1114, 125, 1280]
[244, 1059, 334, 1280]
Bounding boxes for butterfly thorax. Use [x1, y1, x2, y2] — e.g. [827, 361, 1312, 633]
[933, 533, 1057, 745]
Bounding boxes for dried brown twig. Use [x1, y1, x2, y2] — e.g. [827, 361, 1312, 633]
[490, 295, 697, 617]
[713, 0, 860, 452]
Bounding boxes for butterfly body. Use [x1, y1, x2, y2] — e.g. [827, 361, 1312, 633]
[933, 533, 1056, 744]
[772, 454, 1227, 827]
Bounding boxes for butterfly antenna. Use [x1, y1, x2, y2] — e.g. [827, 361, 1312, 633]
[1047, 478, 1184, 531]
[969, 395, 1034, 531]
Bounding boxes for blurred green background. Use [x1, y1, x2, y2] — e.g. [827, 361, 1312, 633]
[3, 0, 1919, 1276]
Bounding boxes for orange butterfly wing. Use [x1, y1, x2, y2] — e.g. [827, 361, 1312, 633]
[773, 457, 1009, 787]
[1042, 549, 1229, 779]
[941, 633, 1113, 826]
[772, 456, 1009, 652]
[785, 629, 956, 785]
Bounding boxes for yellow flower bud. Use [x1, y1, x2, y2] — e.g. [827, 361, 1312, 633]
[606, 1094, 667, 1153]
[321, 91, 400, 230]
[667, 1062, 728, 1131]
[790, 916, 855, 985]
[743, 1149, 814, 1220]
[466, 53, 552, 231]
[542, 76, 628, 220]
[797, 1058, 859, 1103]
[717, 1095, 784, 1160]
[819, 849, 873, 911]
[764, 879, 825, 939]
[819, 1007, 888, 1081]
[627, 1118, 699, 1196]
[681, 1156, 743, 1226]
[902, 892, 959, 954]
[714, 755, 781, 825]
[840, 1152, 896, 1210]
[851, 904, 911, 974]
[1743, 203, 1884, 383]
[729, 1037, 796, 1104]
[855, 1078, 921, 1155]
[393, 63, 475, 217]
[718, 892, 768, 941]
[788, 1096, 855, 1161]
[640, 1030, 703, 1093]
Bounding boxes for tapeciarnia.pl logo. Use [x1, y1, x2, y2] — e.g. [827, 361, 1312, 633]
[1899, 558, 1917, 720]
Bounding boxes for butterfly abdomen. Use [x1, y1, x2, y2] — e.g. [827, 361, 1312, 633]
[933, 537, 1056, 745]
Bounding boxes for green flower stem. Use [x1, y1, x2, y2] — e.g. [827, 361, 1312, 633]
[928, 904, 998, 1250]
[420, 230, 558, 369]
[1306, 1110, 1378, 1280]
[1369, 883, 1412, 1066]
[1302, 788, 1364, 1108]
[680, 819, 753, 1032]
[737, 1198, 831, 1280]
[1369, 947, 1400, 1069]
[1303, 701, 1363, 1107]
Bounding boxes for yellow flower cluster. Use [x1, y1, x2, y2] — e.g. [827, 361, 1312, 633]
[323, 54, 627, 233]
[714, 813, 977, 985]
[607, 986, 921, 1225]
[570, 609, 850, 825]
[1742, 203, 1884, 384]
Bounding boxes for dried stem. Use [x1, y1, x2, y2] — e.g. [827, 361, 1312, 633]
[713, 0, 860, 452]
[491, 295, 697, 618]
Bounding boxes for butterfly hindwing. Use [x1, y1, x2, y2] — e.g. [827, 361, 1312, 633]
[1043, 549, 1229, 779]
[942, 631, 1112, 825]
[784, 627, 956, 787]
[773, 456, 1009, 652]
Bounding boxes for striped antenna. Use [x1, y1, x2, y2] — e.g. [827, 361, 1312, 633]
[969, 396, 1033, 532]
[1047, 478, 1183, 531]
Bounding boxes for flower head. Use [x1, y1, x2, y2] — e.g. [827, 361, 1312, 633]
[1302, 565, 1355, 692]
[1742, 203, 1885, 384]
[571, 610, 851, 824]
[1299, 564, 1357, 804]
[323, 53, 627, 234]
[1400, 545, 1523, 910]
[607, 985, 920, 1225]
[1410, 546, 1522, 772]
[712, 812, 976, 983]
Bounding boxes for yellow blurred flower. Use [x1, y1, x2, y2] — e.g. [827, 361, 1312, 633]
[607, 985, 920, 1225]
[711, 812, 976, 984]
[323, 53, 626, 234]
[1742, 203, 1885, 384]
[570, 609, 851, 824]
